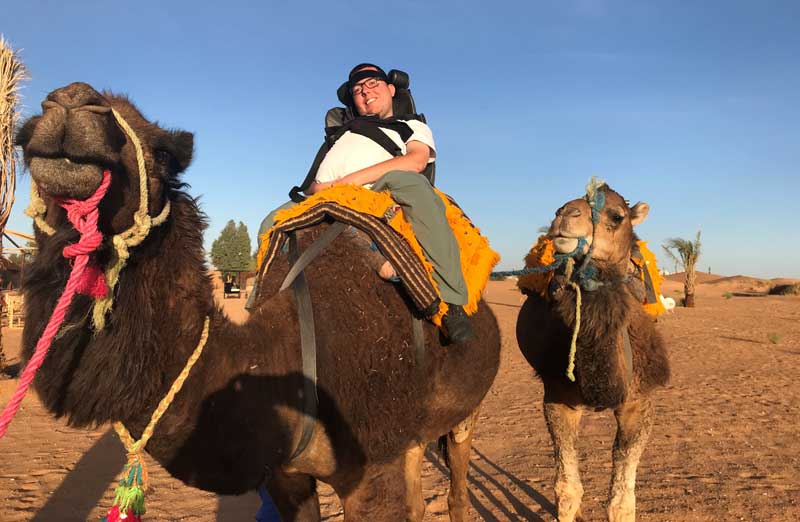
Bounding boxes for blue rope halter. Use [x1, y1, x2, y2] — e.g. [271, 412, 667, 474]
[521, 182, 606, 291]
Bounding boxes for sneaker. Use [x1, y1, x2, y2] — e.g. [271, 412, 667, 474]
[441, 304, 476, 344]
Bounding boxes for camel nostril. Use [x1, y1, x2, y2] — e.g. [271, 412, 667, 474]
[75, 105, 112, 114]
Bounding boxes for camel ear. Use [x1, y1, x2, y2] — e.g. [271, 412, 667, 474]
[154, 130, 194, 173]
[630, 201, 650, 226]
[15, 116, 41, 148]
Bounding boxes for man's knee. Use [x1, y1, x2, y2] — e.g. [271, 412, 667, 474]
[374, 170, 431, 192]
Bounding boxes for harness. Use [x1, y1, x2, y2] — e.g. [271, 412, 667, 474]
[289, 115, 419, 203]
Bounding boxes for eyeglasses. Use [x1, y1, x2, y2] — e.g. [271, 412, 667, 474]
[351, 77, 385, 96]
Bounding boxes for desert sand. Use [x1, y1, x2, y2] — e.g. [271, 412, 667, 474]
[1, 275, 798, 521]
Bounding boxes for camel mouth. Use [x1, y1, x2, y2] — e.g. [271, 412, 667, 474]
[28, 156, 105, 200]
[552, 234, 592, 255]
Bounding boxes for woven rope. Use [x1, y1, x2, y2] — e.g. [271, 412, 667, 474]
[0, 171, 111, 439]
[24, 180, 55, 236]
[112, 316, 210, 489]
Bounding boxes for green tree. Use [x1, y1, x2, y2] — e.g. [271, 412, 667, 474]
[210, 220, 252, 275]
[663, 231, 702, 308]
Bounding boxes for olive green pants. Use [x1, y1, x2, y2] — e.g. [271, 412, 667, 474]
[252, 170, 468, 307]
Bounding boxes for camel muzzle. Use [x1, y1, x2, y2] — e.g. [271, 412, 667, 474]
[23, 82, 125, 199]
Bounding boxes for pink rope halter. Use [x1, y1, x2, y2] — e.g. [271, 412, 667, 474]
[0, 170, 112, 439]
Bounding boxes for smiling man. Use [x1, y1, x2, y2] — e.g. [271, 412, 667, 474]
[254, 63, 474, 343]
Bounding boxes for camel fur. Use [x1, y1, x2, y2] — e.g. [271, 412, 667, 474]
[16, 82, 501, 521]
[516, 184, 669, 522]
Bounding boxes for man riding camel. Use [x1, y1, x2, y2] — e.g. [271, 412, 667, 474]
[253, 63, 475, 343]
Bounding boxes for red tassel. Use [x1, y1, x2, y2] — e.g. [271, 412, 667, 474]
[103, 505, 142, 522]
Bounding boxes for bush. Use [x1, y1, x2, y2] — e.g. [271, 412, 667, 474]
[768, 283, 800, 296]
[722, 292, 733, 299]
[767, 332, 782, 344]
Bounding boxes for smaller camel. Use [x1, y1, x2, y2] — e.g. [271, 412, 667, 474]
[516, 183, 669, 522]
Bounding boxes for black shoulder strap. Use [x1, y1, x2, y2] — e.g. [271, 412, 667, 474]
[346, 117, 413, 157]
[289, 115, 422, 202]
[289, 141, 330, 203]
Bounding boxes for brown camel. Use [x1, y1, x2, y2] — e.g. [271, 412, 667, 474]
[516, 183, 670, 522]
[15, 82, 501, 521]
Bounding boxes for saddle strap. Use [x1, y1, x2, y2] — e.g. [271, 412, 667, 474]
[622, 327, 634, 385]
[413, 316, 426, 371]
[281, 223, 348, 291]
[287, 231, 320, 462]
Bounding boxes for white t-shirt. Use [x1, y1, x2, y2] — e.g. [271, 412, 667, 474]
[315, 119, 436, 188]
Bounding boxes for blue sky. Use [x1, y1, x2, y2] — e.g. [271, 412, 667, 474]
[4, 0, 799, 278]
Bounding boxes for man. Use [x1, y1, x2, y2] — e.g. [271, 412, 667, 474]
[255, 64, 474, 343]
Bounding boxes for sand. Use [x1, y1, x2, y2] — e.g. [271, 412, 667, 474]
[1, 277, 798, 521]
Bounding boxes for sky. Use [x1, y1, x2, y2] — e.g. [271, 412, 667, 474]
[3, 0, 799, 278]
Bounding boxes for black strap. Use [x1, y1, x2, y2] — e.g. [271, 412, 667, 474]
[289, 115, 420, 202]
[286, 232, 319, 461]
[289, 142, 330, 203]
[341, 117, 414, 157]
[280, 223, 348, 291]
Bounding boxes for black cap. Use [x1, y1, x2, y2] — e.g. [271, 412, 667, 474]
[348, 63, 389, 91]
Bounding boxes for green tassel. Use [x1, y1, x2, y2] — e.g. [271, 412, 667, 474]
[112, 462, 147, 515]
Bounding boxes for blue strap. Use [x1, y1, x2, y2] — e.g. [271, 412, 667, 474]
[256, 485, 282, 521]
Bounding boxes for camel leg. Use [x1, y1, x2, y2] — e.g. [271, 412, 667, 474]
[607, 396, 655, 522]
[264, 469, 321, 522]
[404, 443, 427, 521]
[544, 400, 585, 522]
[340, 448, 425, 522]
[445, 408, 480, 522]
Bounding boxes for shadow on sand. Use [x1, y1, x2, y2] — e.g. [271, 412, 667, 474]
[31, 372, 361, 522]
[424, 444, 555, 521]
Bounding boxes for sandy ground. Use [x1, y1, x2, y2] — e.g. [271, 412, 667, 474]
[1, 276, 799, 521]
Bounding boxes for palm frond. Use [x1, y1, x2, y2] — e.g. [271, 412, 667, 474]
[0, 36, 26, 236]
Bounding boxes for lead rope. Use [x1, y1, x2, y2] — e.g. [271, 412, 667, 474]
[103, 317, 210, 522]
[0, 171, 112, 439]
[563, 258, 582, 382]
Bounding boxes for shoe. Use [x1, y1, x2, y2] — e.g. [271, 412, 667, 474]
[441, 304, 476, 344]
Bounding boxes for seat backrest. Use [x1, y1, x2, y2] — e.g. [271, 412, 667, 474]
[331, 69, 435, 185]
[290, 70, 436, 203]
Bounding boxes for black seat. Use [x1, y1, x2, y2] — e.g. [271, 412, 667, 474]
[289, 69, 435, 203]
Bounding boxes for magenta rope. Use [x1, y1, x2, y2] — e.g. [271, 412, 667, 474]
[0, 170, 111, 439]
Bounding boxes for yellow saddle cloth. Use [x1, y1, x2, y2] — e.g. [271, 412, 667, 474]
[517, 236, 666, 316]
[256, 185, 500, 325]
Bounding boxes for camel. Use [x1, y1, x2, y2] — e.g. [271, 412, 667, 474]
[516, 183, 670, 522]
[15, 82, 501, 521]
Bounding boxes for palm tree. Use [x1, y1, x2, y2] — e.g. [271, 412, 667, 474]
[0, 38, 26, 373]
[663, 231, 702, 307]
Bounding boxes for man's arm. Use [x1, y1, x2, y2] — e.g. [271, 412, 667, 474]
[308, 140, 431, 194]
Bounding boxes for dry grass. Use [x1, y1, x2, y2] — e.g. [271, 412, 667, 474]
[0, 36, 26, 236]
[769, 283, 800, 296]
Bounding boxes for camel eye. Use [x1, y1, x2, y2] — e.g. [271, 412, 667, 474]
[609, 212, 625, 225]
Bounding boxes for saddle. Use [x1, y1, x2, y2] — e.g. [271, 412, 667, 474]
[518, 236, 667, 316]
[253, 184, 500, 325]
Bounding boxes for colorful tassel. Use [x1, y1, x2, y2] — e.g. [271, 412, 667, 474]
[103, 457, 147, 521]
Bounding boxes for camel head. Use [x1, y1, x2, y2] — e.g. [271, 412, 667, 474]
[15, 82, 194, 233]
[548, 181, 649, 271]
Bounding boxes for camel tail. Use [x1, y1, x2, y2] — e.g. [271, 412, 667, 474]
[437, 434, 450, 469]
